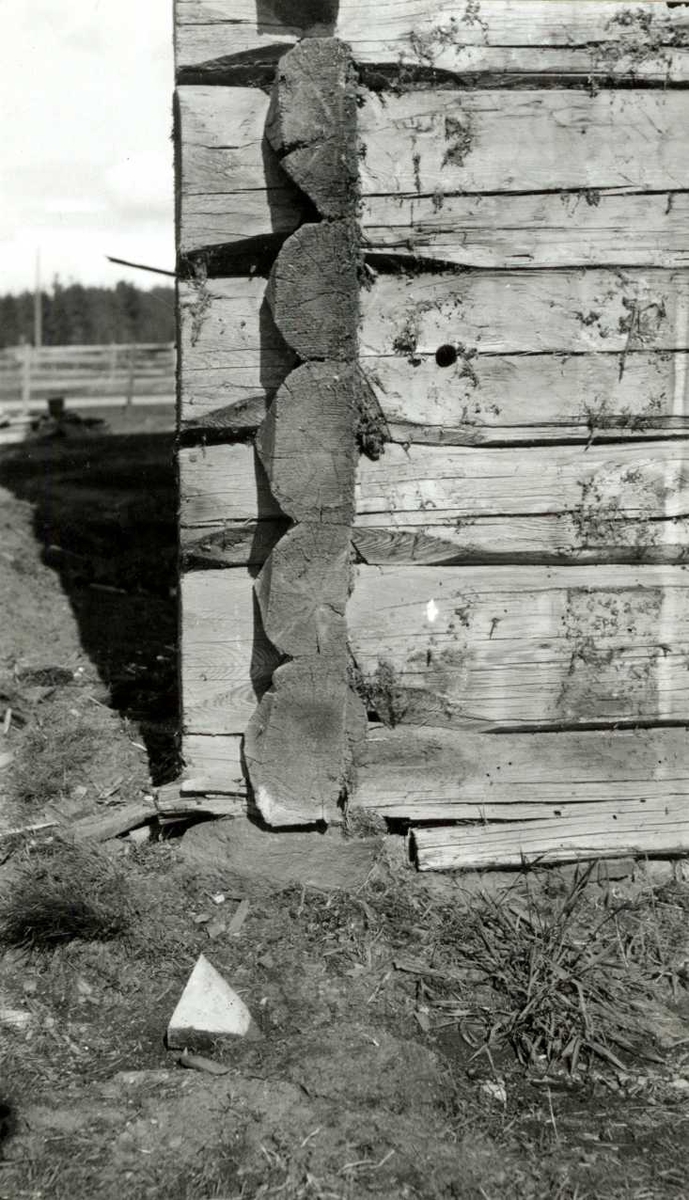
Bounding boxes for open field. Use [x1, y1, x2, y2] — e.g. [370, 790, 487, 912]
[0, 413, 688, 1199]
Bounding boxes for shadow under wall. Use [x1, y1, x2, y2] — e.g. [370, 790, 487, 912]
[255, 0, 339, 37]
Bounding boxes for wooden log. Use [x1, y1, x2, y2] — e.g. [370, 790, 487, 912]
[244, 659, 356, 825]
[347, 564, 689, 728]
[181, 733, 246, 793]
[361, 351, 689, 445]
[180, 521, 288, 569]
[361, 269, 689, 358]
[256, 362, 358, 523]
[178, 276, 296, 425]
[412, 804, 689, 871]
[362, 192, 689, 271]
[358, 90, 689, 196]
[175, 2, 689, 84]
[179, 443, 281, 530]
[267, 221, 359, 360]
[255, 523, 351, 656]
[177, 87, 305, 251]
[266, 38, 358, 219]
[181, 569, 281, 734]
[353, 725, 689, 820]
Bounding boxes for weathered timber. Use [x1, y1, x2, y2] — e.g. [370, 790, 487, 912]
[362, 193, 689, 271]
[177, 87, 305, 251]
[244, 659, 361, 826]
[359, 91, 689, 196]
[180, 733, 247, 795]
[175, 2, 689, 83]
[255, 523, 351, 656]
[182, 570, 280, 734]
[266, 38, 358, 219]
[412, 805, 689, 872]
[361, 269, 689, 358]
[178, 439, 689, 566]
[353, 725, 689, 820]
[178, 276, 296, 425]
[347, 564, 689, 728]
[362, 351, 689, 446]
[267, 221, 360, 361]
[256, 362, 358, 523]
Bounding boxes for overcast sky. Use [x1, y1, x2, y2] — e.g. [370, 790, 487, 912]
[1, 0, 174, 294]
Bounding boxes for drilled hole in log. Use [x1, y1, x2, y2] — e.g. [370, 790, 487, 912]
[435, 344, 457, 368]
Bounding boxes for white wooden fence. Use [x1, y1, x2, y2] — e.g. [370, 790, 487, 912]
[0, 343, 176, 410]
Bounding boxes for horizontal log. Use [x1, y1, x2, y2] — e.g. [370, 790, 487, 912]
[180, 733, 247, 794]
[354, 725, 689, 819]
[361, 269, 689, 358]
[363, 351, 689, 445]
[347, 564, 689, 727]
[176, 2, 689, 82]
[178, 276, 296, 424]
[362, 192, 689, 270]
[412, 803, 689, 871]
[177, 439, 689, 564]
[177, 87, 305, 250]
[359, 90, 689, 196]
[181, 569, 280, 734]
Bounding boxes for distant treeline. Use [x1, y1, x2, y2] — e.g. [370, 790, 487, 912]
[0, 280, 176, 348]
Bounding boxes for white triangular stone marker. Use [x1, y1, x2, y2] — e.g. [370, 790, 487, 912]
[167, 954, 254, 1048]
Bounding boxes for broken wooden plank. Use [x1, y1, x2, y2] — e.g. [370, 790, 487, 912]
[178, 276, 296, 425]
[412, 803, 689, 871]
[358, 90, 689, 196]
[347, 564, 689, 728]
[362, 350, 689, 445]
[353, 725, 689, 820]
[181, 570, 280, 734]
[362, 192, 689, 271]
[175, 2, 689, 83]
[177, 86, 305, 251]
[361, 268, 689, 358]
[72, 803, 155, 842]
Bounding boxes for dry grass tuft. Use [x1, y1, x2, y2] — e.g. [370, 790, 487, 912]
[0, 836, 132, 948]
[12, 720, 100, 805]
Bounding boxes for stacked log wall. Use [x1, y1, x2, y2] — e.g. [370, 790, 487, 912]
[174, 1, 689, 868]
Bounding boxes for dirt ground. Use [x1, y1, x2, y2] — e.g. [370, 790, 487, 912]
[1, 408, 688, 1200]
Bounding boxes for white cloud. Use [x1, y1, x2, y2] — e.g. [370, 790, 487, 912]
[0, 0, 175, 292]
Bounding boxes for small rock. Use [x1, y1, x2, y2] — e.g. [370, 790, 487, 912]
[167, 954, 258, 1049]
[480, 1079, 507, 1105]
[127, 825, 152, 846]
[205, 918, 225, 940]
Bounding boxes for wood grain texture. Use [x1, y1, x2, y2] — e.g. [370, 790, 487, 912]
[177, 86, 305, 251]
[175, 1, 689, 82]
[257, 362, 357, 523]
[362, 192, 689, 271]
[267, 221, 360, 361]
[347, 564, 689, 728]
[362, 351, 689, 445]
[178, 276, 296, 424]
[266, 37, 358, 219]
[255, 523, 351, 656]
[354, 725, 689, 819]
[413, 805, 689, 871]
[179, 442, 281, 529]
[180, 733, 247, 794]
[181, 569, 280, 734]
[355, 441, 689, 563]
[359, 90, 689, 196]
[361, 269, 689, 358]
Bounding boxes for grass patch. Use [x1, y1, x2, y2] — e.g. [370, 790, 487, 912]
[0, 836, 133, 948]
[12, 720, 100, 805]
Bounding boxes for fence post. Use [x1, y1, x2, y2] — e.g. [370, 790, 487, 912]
[125, 345, 136, 407]
[20, 342, 32, 413]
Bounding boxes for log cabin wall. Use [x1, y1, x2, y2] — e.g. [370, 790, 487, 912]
[173, 1, 689, 869]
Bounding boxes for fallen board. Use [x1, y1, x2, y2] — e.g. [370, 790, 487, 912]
[347, 564, 689, 728]
[175, 1, 689, 83]
[353, 725, 689, 819]
[413, 804, 689, 870]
